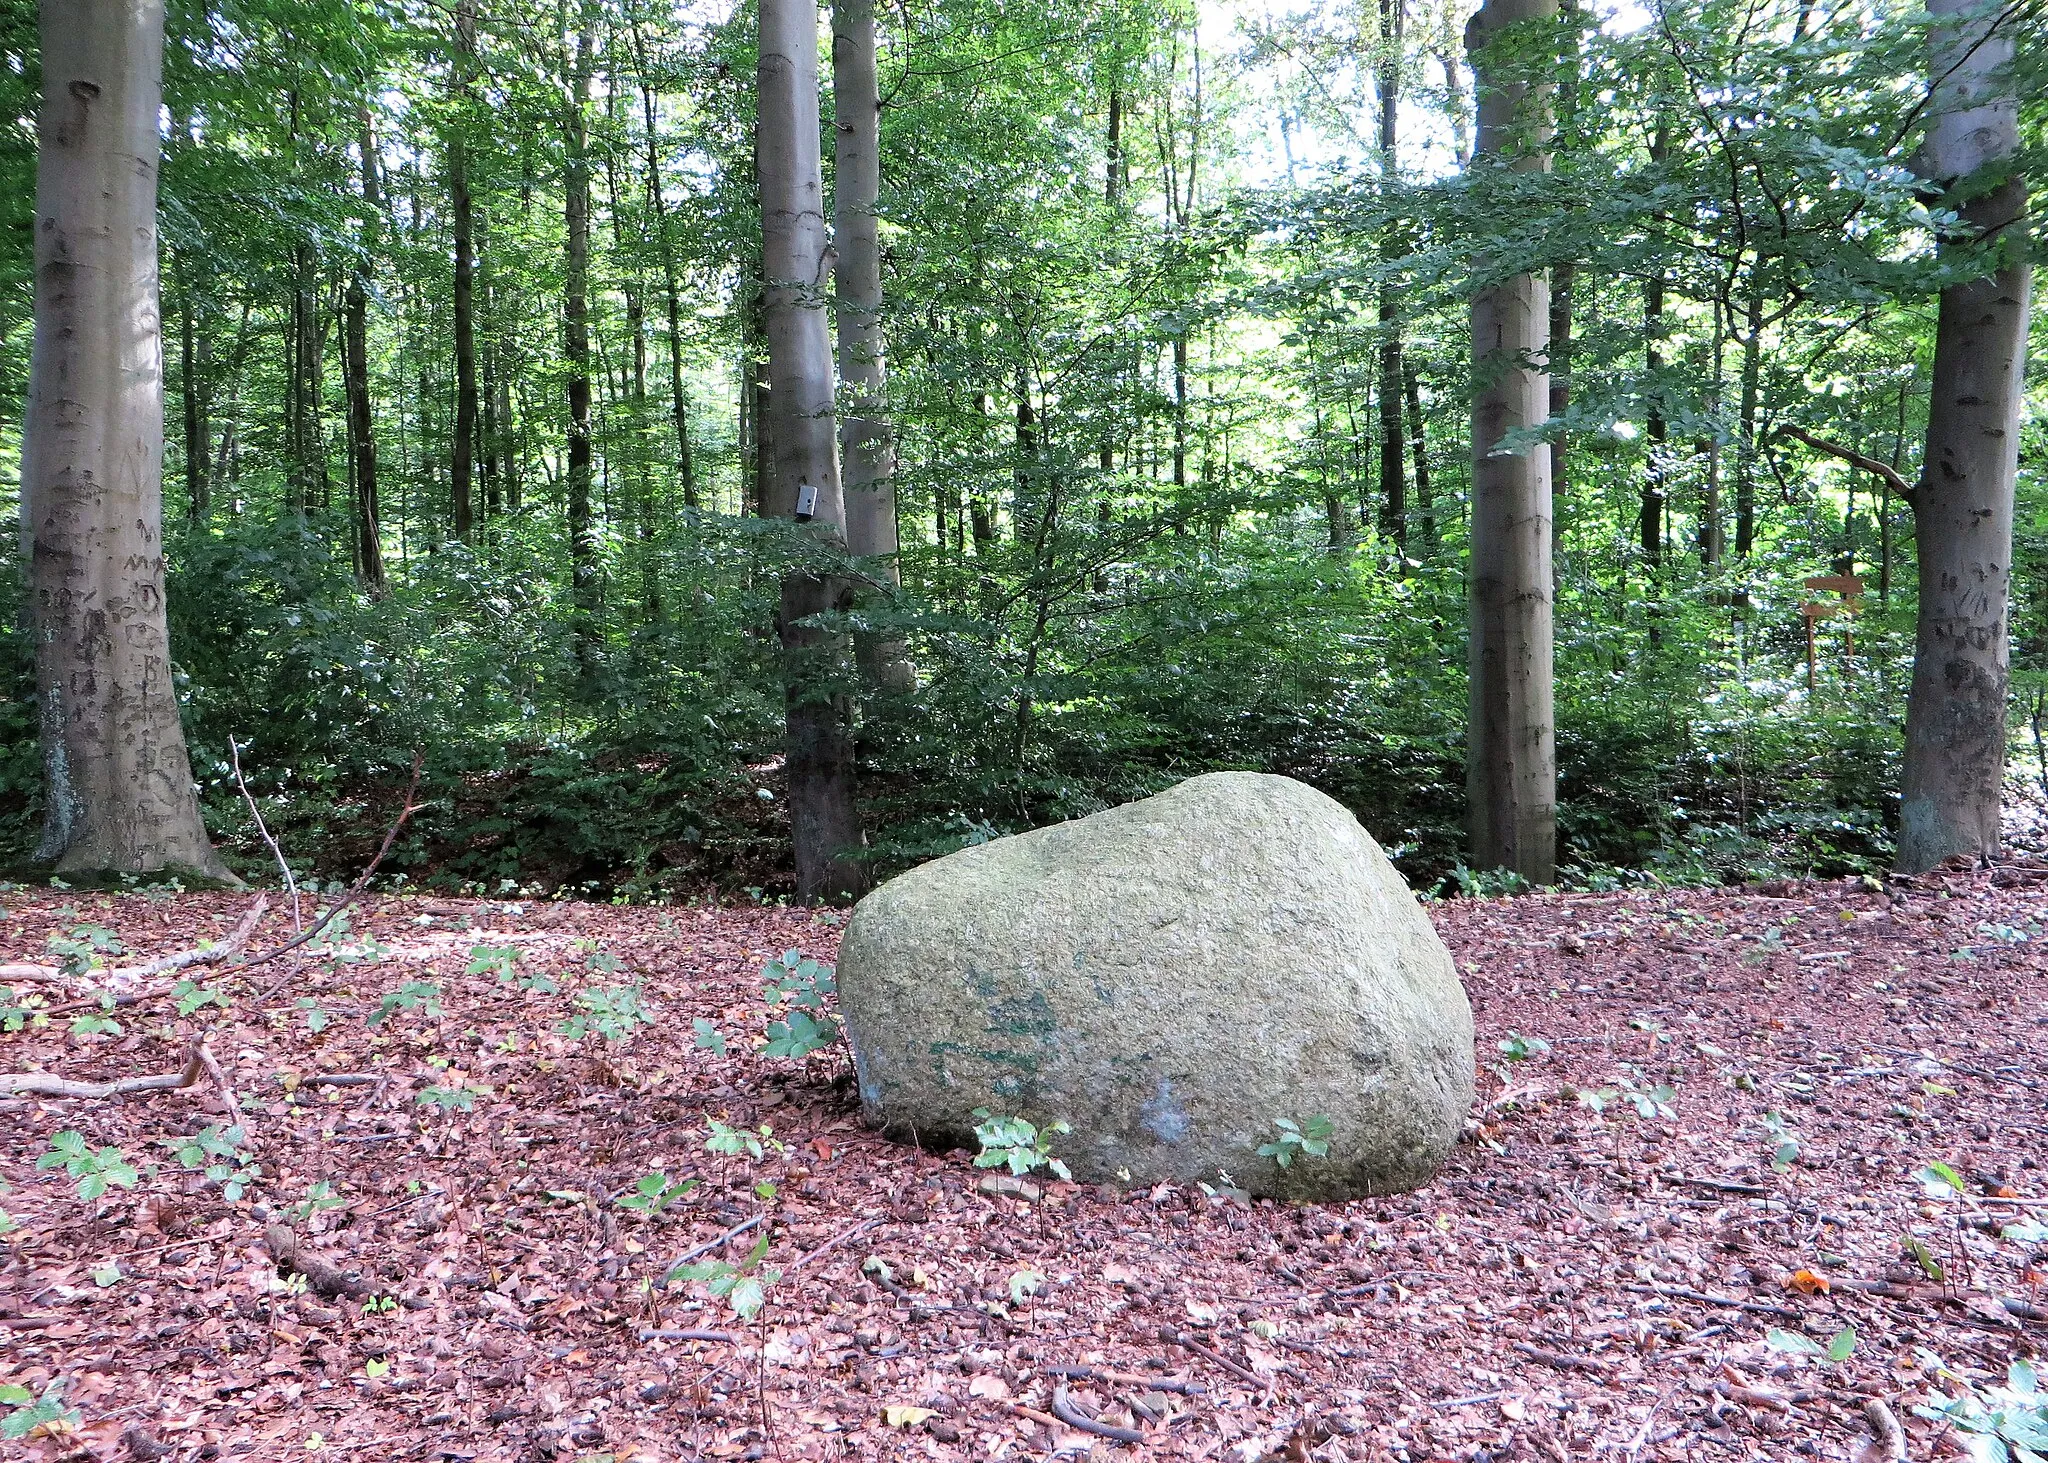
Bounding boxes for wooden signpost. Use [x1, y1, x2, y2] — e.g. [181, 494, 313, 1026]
[1800, 574, 1864, 689]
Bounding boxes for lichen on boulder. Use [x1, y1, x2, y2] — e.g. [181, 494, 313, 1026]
[836, 771, 1475, 1200]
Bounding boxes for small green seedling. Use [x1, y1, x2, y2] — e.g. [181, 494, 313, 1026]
[616, 1172, 697, 1214]
[296, 997, 331, 1034]
[972, 1110, 1072, 1181]
[47, 923, 123, 977]
[362, 1294, 398, 1315]
[283, 1181, 348, 1224]
[692, 1018, 728, 1055]
[164, 1123, 261, 1200]
[706, 1119, 781, 1160]
[671, 1233, 779, 1320]
[1761, 1111, 1800, 1171]
[68, 994, 122, 1038]
[467, 942, 556, 993]
[417, 1084, 482, 1114]
[1258, 1114, 1335, 1169]
[1498, 1031, 1551, 1063]
[0, 1379, 80, 1440]
[1767, 1325, 1857, 1363]
[558, 984, 653, 1042]
[172, 977, 232, 1016]
[1008, 1268, 1045, 1304]
[368, 980, 441, 1028]
[37, 1131, 141, 1200]
[761, 950, 839, 1058]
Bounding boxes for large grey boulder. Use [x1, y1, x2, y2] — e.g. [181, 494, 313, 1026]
[837, 772, 1475, 1200]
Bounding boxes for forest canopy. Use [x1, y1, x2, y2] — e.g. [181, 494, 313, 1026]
[0, 0, 2041, 899]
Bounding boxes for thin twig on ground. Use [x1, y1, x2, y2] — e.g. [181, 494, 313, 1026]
[0, 1038, 206, 1099]
[231, 736, 301, 932]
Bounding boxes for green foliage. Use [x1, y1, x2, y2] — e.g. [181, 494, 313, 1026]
[0, 1379, 80, 1441]
[46, 923, 123, 976]
[705, 1119, 780, 1161]
[670, 1233, 780, 1321]
[557, 984, 653, 1042]
[1257, 1114, 1335, 1169]
[296, 997, 331, 1034]
[0, 986, 40, 1033]
[1914, 1357, 2048, 1463]
[172, 978, 231, 1016]
[367, 980, 441, 1028]
[1766, 1325, 1857, 1362]
[760, 950, 840, 1058]
[971, 1109, 1072, 1181]
[283, 1181, 348, 1224]
[67, 994, 122, 1038]
[36, 1131, 141, 1200]
[1497, 1032, 1550, 1063]
[616, 1172, 696, 1214]
[164, 1123, 260, 1200]
[1760, 1111, 1800, 1171]
[417, 1084, 482, 1113]
[692, 1018, 728, 1055]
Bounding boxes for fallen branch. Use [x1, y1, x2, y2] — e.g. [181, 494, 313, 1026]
[1044, 1365, 1204, 1396]
[637, 1328, 740, 1343]
[1861, 1398, 1907, 1461]
[247, 752, 423, 999]
[1051, 1383, 1147, 1444]
[784, 1216, 882, 1273]
[1514, 1342, 1614, 1375]
[1158, 1326, 1264, 1387]
[1714, 1376, 1795, 1414]
[3, 895, 270, 997]
[1622, 1281, 1802, 1320]
[0, 1038, 205, 1099]
[263, 1224, 369, 1299]
[230, 736, 301, 931]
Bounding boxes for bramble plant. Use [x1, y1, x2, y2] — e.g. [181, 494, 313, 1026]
[417, 1084, 484, 1113]
[1258, 1114, 1335, 1169]
[1761, 1111, 1800, 1171]
[283, 1180, 348, 1224]
[558, 983, 654, 1041]
[1913, 1356, 2048, 1462]
[164, 1124, 261, 1200]
[671, 1233, 779, 1320]
[368, 980, 442, 1028]
[706, 1119, 781, 1161]
[692, 1018, 728, 1055]
[1767, 1324, 1857, 1363]
[47, 923, 123, 977]
[761, 950, 840, 1058]
[616, 1172, 697, 1214]
[0, 987, 42, 1033]
[68, 994, 121, 1038]
[1497, 1031, 1551, 1063]
[0, 1379, 80, 1441]
[1580, 1068, 1678, 1121]
[972, 1110, 1072, 1181]
[468, 942, 557, 993]
[37, 1131, 142, 1200]
[172, 977, 232, 1016]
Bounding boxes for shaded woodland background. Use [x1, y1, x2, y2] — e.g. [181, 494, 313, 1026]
[0, 0, 2040, 898]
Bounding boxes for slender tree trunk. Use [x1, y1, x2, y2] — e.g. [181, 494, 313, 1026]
[629, 29, 697, 510]
[345, 109, 385, 591]
[564, 14, 597, 670]
[449, 0, 478, 537]
[23, 0, 231, 881]
[1734, 287, 1762, 557]
[1376, 0, 1407, 555]
[833, 0, 911, 690]
[177, 272, 208, 521]
[1897, 0, 2032, 872]
[1641, 124, 1668, 601]
[1465, 0, 1557, 884]
[1404, 360, 1435, 549]
[762, 0, 864, 900]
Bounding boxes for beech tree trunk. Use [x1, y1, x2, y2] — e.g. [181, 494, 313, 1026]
[345, 109, 384, 591]
[449, 0, 478, 537]
[563, 14, 598, 671]
[1896, 0, 2031, 872]
[1404, 360, 1435, 549]
[1465, 0, 1556, 884]
[630, 32, 697, 509]
[833, 0, 912, 691]
[1376, 0, 1407, 554]
[762, 0, 864, 900]
[22, 0, 231, 881]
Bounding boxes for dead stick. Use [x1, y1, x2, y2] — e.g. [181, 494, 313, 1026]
[1, 1038, 205, 1099]
[784, 1216, 882, 1273]
[1861, 1398, 1906, 1461]
[1045, 1365, 1204, 1396]
[655, 1213, 769, 1288]
[1051, 1383, 1146, 1444]
[230, 736, 301, 931]
[1159, 1327, 1263, 1386]
[247, 752, 423, 1001]
[1515, 1342, 1614, 1375]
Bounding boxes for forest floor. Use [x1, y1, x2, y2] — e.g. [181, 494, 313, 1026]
[0, 865, 2044, 1463]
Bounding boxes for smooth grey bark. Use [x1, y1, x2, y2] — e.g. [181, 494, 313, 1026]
[833, 0, 912, 691]
[449, 0, 478, 537]
[762, 0, 864, 900]
[23, 0, 231, 881]
[1897, 0, 2032, 872]
[345, 109, 384, 591]
[564, 14, 597, 671]
[1465, 0, 1557, 884]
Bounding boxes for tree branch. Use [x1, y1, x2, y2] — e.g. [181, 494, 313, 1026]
[1775, 424, 1915, 508]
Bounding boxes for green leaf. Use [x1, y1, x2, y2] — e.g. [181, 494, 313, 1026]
[1766, 1327, 1824, 1356]
[1827, 1326, 1857, 1362]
